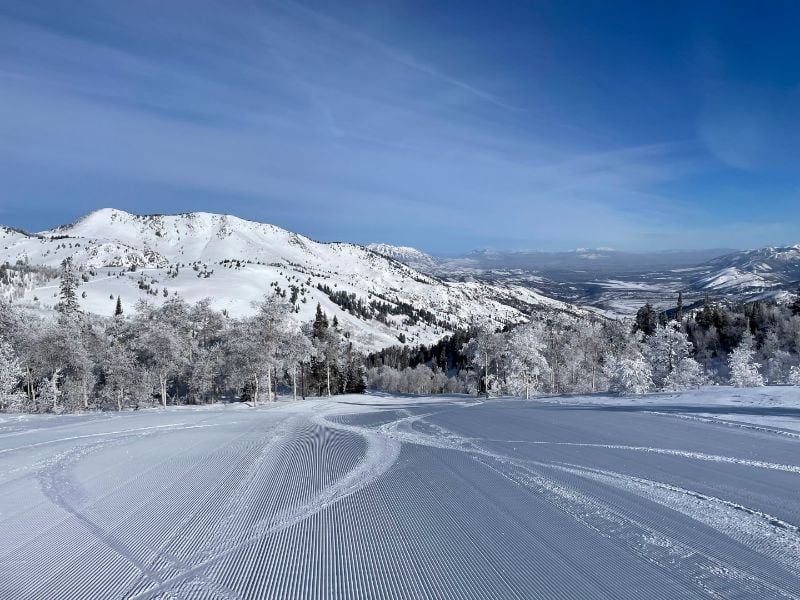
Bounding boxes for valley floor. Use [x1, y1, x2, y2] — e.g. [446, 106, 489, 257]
[1, 389, 800, 599]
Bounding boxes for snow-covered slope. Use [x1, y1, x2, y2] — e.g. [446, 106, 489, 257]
[4, 389, 800, 599]
[0, 209, 576, 351]
[366, 243, 438, 272]
[690, 244, 800, 296]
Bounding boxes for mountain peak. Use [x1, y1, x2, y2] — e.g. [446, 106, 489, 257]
[1, 207, 568, 351]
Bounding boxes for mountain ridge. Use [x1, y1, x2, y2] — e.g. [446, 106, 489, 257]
[1, 208, 577, 352]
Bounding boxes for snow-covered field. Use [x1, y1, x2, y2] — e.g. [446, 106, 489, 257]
[2, 388, 800, 599]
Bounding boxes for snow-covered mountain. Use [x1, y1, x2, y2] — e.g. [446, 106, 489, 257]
[0, 209, 575, 351]
[691, 245, 800, 295]
[378, 242, 800, 313]
[366, 243, 438, 272]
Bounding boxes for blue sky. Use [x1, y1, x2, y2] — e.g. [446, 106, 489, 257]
[1, 0, 799, 253]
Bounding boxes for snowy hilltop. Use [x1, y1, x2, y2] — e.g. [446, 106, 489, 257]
[0, 209, 575, 351]
[365, 243, 439, 272]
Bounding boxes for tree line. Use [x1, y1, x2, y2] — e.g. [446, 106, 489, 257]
[3, 259, 800, 414]
[366, 294, 800, 397]
[0, 261, 365, 413]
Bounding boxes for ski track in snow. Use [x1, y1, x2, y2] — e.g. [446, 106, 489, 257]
[494, 440, 800, 474]
[645, 410, 800, 440]
[0, 392, 799, 598]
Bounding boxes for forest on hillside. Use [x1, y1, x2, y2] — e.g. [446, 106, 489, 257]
[2, 259, 800, 413]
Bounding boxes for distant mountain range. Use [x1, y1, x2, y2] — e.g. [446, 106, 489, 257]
[2, 208, 797, 349]
[0, 209, 573, 351]
[367, 243, 800, 314]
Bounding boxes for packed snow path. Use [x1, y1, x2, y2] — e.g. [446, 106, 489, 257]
[1, 393, 800, 599]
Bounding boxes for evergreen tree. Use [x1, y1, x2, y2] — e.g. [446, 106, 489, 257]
[676, 291, 684, 323]
[114, 296, 123, 317]
[697, 294, 713, 327]
[309, 304, 345, 396]
[791, 289, 800, 316]
[56, 257, 81, 315]
[633, 303, 658, 337]
[341, 342, 366, 393]
[313, 303, 329, 337]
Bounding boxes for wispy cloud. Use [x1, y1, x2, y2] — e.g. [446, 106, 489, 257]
[268, 0, 526, 113]
[0, 0, 778, 252]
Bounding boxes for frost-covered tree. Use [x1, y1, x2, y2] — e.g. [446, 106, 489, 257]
[506, 322, 549, 399]
[284, 329, 315, 400]
[2, 291, 369, 412]
[766, 350, 794, 384]
[606, 355, 653, 395]
[366, 365, 400, 393]
[228, 318, 269, 404]
[228, 295, 292, 403]
[462, 326, 505, 397]
[576, 320, 606, 393]
[189, 347, 223, 404]
[728, 332, 764, 387]
[4, 309, 41, 406]
[254, 295, 293, 400]
[642, 323, 673, 387]
[187, 299, 228, 403]
[30, 320, 92, 412]
[643, 321, 700, 390]
[0, 337, 22, 411]
[134, 300, 187, 407]
[788, 365, 800, 385]
[662, 356, 706, 391]
[313, 326, 341, 397]
[37, 375, 58, 413]
[366, 363, 465, 395]
[101, 343, 141, 411]
[541, 312, 578, 394]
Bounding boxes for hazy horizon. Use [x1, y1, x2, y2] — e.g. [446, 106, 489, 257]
[0, 206, 749, 256]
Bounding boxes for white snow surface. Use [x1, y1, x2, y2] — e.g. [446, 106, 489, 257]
[1, 209, 574, 351]
[1, 387, 800, 598]
[551, 385, 800, 434]
[365, 242, 438, 271]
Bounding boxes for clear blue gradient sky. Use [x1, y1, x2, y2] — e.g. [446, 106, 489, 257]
[1, 1, 799, 253]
